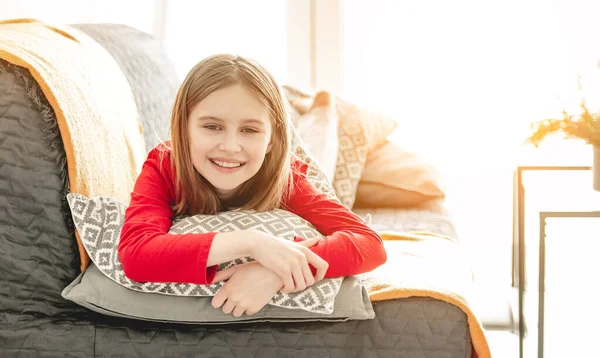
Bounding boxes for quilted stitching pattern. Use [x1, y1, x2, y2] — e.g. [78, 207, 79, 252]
[1, 299, 471, 357]
[0, 312, 95, 357]
[89, 298, 470, 358]
[0, 60, 85, 318]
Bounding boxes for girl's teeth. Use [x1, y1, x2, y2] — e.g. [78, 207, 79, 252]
[212, 160, 242, 168]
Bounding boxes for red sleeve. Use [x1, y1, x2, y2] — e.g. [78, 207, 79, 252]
[118, 145, 218, 284]
[285, 158, 387, 278]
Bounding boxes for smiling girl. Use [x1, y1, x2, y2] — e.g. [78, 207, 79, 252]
[118, 54, 386, 317]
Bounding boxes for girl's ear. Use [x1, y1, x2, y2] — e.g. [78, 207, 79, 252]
[266, 142, 272, 153]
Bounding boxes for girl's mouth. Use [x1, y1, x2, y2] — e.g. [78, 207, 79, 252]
[210, 159, 246, 171]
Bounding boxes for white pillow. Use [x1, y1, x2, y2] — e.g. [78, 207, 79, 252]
[294, 105, 339, 182]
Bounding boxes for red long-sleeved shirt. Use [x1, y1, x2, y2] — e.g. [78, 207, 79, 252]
[118, 144, 387, 284]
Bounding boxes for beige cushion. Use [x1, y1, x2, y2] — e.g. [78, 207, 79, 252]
[354, 140, 445, 208]
[284, 85, 397, 208]
[354, 183, 437, 208]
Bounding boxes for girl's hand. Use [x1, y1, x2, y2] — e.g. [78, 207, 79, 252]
[288, 238, 328, 293]
[211, 262, 283, 317]
[250, 232, 328, 294]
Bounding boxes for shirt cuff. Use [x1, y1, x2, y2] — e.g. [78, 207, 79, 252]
[206, 265, 218, 284]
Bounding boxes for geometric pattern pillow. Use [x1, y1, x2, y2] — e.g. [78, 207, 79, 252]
[284, 85, 398, 208]
[333, 102, 369, 208]
[331, 99, 398, 208]
[67, 193, 344, 314]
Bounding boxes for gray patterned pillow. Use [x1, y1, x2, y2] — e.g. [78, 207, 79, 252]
[67, 193, 344, 314]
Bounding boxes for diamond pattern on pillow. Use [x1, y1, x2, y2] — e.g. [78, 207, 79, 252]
[333, 112, 369, 208]
[284, 85, 397, 208]
[67, 193, 343, 314]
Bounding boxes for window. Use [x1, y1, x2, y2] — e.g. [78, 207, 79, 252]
[342, 0, 600, 285]
[0, 0, 155, 35]
[163, 0, 288, 83]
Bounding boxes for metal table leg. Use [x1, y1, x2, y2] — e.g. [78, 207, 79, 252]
[539, 214, 546, 358]
[514, 168, 526, 358]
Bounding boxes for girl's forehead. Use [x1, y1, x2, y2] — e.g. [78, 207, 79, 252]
[190, 85, 271, 120]
[198, 84, 267, 107]
[202, 84, 265, 106]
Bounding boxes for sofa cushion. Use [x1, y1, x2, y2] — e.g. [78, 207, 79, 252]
[66, 193, 345, 315]
[62, 262, 374, 324]
[354, 140, 445, 208]
[284, 85, 397, 208]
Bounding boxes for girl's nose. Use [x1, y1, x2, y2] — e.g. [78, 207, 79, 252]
[218, 133, 242, 153]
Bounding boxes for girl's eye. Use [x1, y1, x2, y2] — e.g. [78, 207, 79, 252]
[204, 125, 221, 131]
[242, 128, 259, 133]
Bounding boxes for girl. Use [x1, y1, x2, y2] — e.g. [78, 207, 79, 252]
[119, 54, 387, 318]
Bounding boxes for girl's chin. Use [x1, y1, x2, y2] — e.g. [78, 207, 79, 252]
[214, 189, 236, 199]
[209, 182, 243, 199]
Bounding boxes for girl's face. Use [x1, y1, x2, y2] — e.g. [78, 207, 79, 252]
[188, 84, 272, 200]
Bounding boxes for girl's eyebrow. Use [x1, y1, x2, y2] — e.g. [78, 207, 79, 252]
[197, 116, 265, 126]
[197, 116, 223, 121]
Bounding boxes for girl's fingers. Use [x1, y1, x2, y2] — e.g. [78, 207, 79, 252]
[280, 268, 295, 293]
[213, 266, 237, 283]
[291, 266, 306, 292]
[296, 237, 322, 248]
[314, 261, 328, 282]
[232, 305, 245, 318]
[211, 289, 227, 308]
[301, 261, 315, 288]
[222, 299, 235, 314]
[305, 252, 328, 282]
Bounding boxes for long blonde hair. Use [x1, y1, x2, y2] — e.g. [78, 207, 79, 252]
[169, 54, 293, 216]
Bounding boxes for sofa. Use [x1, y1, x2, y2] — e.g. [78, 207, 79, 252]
[0, 23, 478, 357]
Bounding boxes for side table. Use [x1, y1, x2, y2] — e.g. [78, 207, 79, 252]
[513, 165, 592, 358]
[538, 210, 600, 358]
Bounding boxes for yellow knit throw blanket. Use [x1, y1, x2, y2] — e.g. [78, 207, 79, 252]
[364, 232, 491, 358]
[0, 19, 146, 271]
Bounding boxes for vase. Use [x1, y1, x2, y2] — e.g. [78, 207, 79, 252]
[594, 145, 600, 191]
